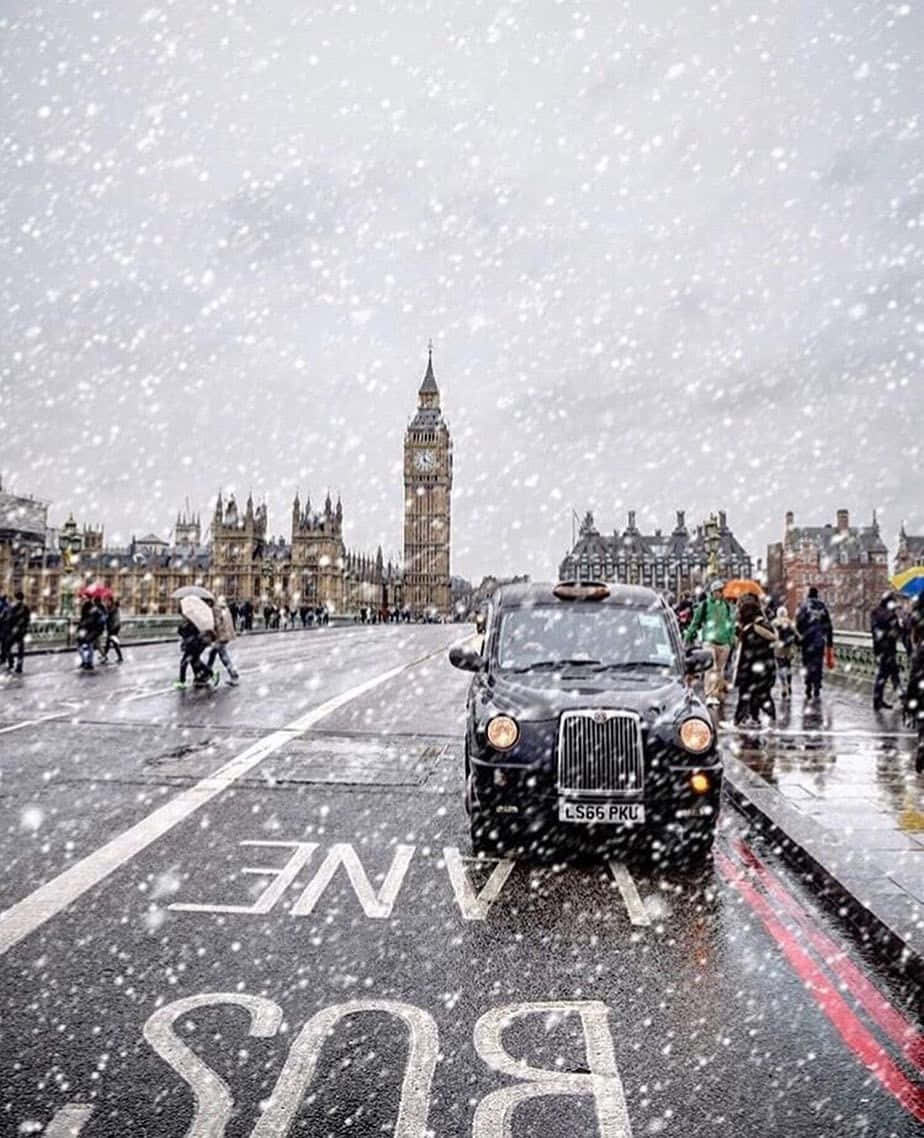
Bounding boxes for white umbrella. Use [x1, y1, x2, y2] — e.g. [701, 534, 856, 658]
[180, 595, 215, 634]
[172, 585, 215, 601]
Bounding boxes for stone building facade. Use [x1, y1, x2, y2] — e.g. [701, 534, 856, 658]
[559, 510, 752, 595]
[403, 349, 453, 615]
[765, 510, 889, 630]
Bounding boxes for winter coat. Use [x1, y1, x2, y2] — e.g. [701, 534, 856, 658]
[178, 618, 210, 652]
[106, 605, 121, 636]
[685, 595, 736, 647]
[6, 600, 30, 640]
[77, 603, 106, 644]
[795, 597, 833, 654]
[871, 601, 904, 658]
[773, 614, 800, 661]
[214, 603, 236, 644]
[735, 615, 777, 689]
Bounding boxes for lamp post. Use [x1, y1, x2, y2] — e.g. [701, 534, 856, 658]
[58, 530, 81, 646]
[705, 513, 721, 583]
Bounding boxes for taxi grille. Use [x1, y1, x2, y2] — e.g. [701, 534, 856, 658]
[557, 710, 644, 796]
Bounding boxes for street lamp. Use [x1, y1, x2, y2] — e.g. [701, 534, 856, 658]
[704, 513, 721, 582]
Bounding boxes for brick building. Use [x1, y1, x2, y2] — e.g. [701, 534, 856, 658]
[895, 524, 924, 576]
[766, 510, 889, 630]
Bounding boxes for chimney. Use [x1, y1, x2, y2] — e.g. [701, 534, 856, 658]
[676, 510, 686, 531]
[627, 510, 636, 531]
[718, 510, 727, 531]
[836, 509, 849, 533]
[785, 510, 794, 528]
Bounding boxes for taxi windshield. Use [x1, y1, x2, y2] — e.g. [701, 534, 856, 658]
[495, 604, 678, 673]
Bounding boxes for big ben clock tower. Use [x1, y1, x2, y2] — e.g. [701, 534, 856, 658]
[403, 346, 453, 616]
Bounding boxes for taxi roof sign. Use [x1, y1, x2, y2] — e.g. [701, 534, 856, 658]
[553, 580, 610, 601]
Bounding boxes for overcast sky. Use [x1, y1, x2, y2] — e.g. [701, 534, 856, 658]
[1, 0, 921, 582]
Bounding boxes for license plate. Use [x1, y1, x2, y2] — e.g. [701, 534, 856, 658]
[558, 800, 646, 825]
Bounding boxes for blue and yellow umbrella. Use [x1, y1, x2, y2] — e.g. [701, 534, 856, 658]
[890, 565, 924, 598]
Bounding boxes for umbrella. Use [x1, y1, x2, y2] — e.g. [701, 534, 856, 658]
[172, 584, 216, 601]
[890, 566, 924, 598]
[722, 579, 762, 601]
[78, 582, 113, 601]
[180, 595, 215, 634]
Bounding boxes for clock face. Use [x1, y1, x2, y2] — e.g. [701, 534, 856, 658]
[414, 449, 436, 472]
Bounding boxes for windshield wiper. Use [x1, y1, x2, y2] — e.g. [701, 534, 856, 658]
[589, 661, 672, 672]
[505, 658, 602, 673]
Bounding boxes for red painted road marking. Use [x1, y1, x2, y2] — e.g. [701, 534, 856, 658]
[716, 851, 924, 1123]
[732, 836, 924, 1072]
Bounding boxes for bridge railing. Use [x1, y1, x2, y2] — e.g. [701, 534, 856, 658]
[831, 629, 907, 686]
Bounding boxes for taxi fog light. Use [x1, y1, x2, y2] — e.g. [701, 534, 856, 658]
[679, 717, 714, 754]
[690, 772, 711, 794]
[486, 715, 519, 751]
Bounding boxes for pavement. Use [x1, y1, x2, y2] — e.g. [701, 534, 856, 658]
[719, 681, 924, 979]
[1, 626, 922, 1137]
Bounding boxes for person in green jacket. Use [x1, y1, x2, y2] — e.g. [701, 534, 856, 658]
[684, 580, 736, 706]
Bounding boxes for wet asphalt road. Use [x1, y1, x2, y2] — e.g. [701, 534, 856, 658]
[1, 625, 922, 1137]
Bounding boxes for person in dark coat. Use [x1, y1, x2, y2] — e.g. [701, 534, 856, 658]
[76, 598, 107, 671]
[2, 591, 30, 674]
[795, 586, 833, 700]
[100, 597, 124, 664]
[870, 593, 907, 710]
[903, 594, 924, 772]
[734, 594, 778, 725]
[176, 617, 214, 687]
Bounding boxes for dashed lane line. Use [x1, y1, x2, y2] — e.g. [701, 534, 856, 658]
[607, 860, 651, 927]
[0, 644, 454, 957]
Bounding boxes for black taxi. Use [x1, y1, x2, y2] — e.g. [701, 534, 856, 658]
[449, 580, 720, 863]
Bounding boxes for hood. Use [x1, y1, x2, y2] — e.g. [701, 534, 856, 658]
[484, 670, 693, 725]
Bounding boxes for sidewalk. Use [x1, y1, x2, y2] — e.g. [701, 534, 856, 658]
[720, 679, 924, 978]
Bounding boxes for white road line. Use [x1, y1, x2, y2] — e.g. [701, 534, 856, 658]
[44, 1104, 94, 1137]
[0, 711, 69, 735]
[607, 861, 651, 927]
[0, 652, 437, 957]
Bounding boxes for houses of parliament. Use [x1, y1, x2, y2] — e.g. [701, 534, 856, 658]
[1, 356, 455, 618]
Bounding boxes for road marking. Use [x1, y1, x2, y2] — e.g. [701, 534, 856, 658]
[443, 846, 515, 920]
[170, 841, 319, 915]
[0, 710, 69, 735]
[473, 1001, 632, 1138]
[607, 861, 651, 927]
[251, 1000, 438, 1138]
[144, 994, 283, 1138]
[0, 653, 435, 957]
[717, 851, 924, 1123]
[45, 1104, 94, 1137]
[289, 843, 415, 918]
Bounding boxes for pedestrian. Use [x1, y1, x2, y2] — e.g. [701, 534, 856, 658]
[100, 596, 124, 664]
[673, 593, 695, 636]
[733, 594, 778, 726]
[205, 596, 239, 685]
[904, 594, 924, 771]
[1, 590, 30, 674]
[772, 607, 800, 699]
[76, 598, 107, 671]
[795, 585, 833, 701]
[176, 615, 214, 688]
[229, 600, 239, 630]
[871, 592, 907, 711]
[684, 579, 736, 707]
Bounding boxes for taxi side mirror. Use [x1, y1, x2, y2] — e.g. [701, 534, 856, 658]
[685, 647, 713, 675]
[450, 645, 485, 673]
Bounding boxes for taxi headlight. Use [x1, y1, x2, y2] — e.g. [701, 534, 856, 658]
[486, 715, 519, 751]
[679, 717, 714, 754]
